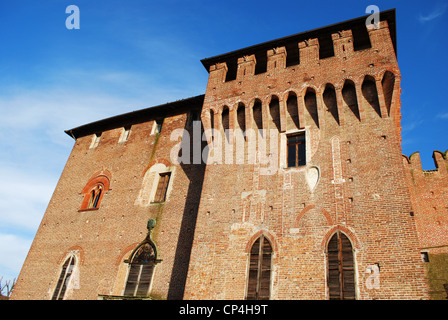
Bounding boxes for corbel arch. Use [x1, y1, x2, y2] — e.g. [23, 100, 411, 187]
[341, 78, 361, 121]
[284, 90, 301, 131]
[303, 86, 320, 128]
[361, 74, 382, 117]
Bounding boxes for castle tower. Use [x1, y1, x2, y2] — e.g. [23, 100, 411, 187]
[184, 9, 429, 299]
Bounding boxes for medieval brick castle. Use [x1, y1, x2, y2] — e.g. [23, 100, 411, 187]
[11, 9, 448, 300]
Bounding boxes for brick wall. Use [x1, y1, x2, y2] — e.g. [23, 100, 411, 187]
[11, 101, 205, 300]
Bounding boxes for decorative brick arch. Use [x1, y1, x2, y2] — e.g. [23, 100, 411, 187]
[115, 242, 140, 266]
[221, 104, 231, 112]
[245, 229, 279, 254]
[58, 245, 85, 265]
[282, 89, 300, 102]
[299, 83, 319, 97]
[234, 100, 247, 110]
[209, 105, 220, 115]
[321, 225, 360, 252]
[296, 205, 333, 227]
[248, 97, 262, 109]
[378, 68, 400, 82]
[321, 82, 337, 92]
[142, 158, 172, 177]
[81, 174, 110, 194]
[339, 76, 357, 89]
[266, 94, 281, 106]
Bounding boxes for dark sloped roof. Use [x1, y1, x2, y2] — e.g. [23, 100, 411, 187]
[65, 94, 205, 139]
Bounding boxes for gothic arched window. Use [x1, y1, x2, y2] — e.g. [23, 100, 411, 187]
[246, 235, 272, 300]
[52, 256, 76, 300]
[327, 231, 356, 300]
[124, 241, 157, 297]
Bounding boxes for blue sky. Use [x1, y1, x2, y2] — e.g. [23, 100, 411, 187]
[0, 0, 447, 285]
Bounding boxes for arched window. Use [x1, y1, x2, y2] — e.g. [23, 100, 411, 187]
[246, 235, 272, 300]
[327, 231, 356, 300]
[52, 256, 76, 300]
[124, 240, 157, 297]
[79, 173, 110, 211]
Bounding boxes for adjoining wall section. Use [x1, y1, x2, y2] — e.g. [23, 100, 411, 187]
[403, 151, 448, 299]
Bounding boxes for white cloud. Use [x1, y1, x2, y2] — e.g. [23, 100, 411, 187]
[418, 3, 448, 22]
[0, 233, 33, 283]
[0, 165, 54, 232]
[437, 112, 448, 119]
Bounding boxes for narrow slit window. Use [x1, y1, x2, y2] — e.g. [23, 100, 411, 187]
[287, 132, 306, 167]
[153, 172, 171, 203]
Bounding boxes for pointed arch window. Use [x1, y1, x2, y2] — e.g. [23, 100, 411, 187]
[52, 256, 76, 300]
[124, 240, 158, 298]
[246, 235, 272, 300]
[327, 231, 356, 300]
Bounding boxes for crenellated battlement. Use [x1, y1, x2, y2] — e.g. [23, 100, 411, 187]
[403, 150, 448, 179]
[203, 19, 395, 84]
